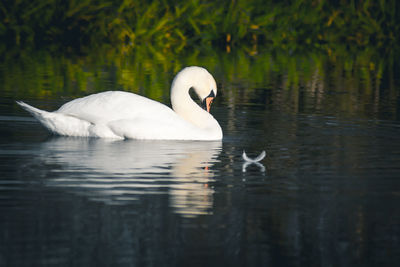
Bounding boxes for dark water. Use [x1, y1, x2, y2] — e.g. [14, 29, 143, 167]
[1, 49, 400, 266]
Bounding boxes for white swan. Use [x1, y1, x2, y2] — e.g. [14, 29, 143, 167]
[17, 66, 223, 140]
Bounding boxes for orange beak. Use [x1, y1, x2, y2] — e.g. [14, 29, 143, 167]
[202, 90, 216, 113]
[205, 97, 214, 113]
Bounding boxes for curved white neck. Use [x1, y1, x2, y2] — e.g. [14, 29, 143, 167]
[168, 66, 223, 140]
[170, 78, 215, 129]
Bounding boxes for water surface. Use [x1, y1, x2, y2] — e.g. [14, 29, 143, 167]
[1, 49, 399, 266]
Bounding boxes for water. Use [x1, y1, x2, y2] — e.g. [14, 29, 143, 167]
[1, 49, 400, 266]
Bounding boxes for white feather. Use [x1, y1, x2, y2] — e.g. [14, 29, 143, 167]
[242, 150, 266, 163]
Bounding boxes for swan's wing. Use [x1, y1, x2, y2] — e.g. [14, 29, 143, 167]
[57, 91, 171, 124]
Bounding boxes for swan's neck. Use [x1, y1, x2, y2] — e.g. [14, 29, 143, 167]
[170, 80, 217, 130]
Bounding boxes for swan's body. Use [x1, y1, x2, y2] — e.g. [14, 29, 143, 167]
[17, 66, 223, 140]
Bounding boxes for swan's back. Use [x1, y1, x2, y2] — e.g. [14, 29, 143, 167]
[57, 91, 174, 124]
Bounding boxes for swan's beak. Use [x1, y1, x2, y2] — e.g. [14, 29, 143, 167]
[202, 90, 215, 113]
[202, 97, 214, 112]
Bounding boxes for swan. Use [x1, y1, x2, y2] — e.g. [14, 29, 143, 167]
[17, 66, 223, 140]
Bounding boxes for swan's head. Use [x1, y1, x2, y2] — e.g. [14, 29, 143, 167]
[172, 66, 217, 113]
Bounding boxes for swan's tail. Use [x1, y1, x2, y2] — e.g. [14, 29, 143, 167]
[16, 101, 91, 136]
[16, 101, 47, 118]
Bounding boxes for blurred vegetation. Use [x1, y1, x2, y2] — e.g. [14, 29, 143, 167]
[0, 0, 399, 120]
[0, 0, 399, 53]
[1, 43, 398, 121]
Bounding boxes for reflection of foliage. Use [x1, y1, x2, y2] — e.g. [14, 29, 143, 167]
[1, 45, 398, 120]
[0, 0, 398, 52]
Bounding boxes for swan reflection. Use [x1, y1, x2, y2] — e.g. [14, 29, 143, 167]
[39, 137, 222, 217]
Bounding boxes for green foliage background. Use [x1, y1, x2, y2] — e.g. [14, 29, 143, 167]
[2, 44, 397, 120]
[1, 0, 399, 121]
[0, 0, 398, 52]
